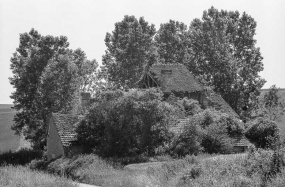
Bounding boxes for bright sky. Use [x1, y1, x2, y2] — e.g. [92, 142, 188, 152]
[1, 0, 285, 104]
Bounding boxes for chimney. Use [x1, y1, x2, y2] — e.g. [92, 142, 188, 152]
[80, 92, 91, 113]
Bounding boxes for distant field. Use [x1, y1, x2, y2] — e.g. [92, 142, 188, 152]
[0, 104, 20, 152]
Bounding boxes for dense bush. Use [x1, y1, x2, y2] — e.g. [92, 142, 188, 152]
[29, 158, 48, 170]
[245, 117, 280, 148]
[184, 109, 244, 154]
[41, 154, 119, 186]
[76, 88, 180, 157]
[171, 122, 203, 157]
[201, 123, 234, 154]
[177, 98, 202, 116]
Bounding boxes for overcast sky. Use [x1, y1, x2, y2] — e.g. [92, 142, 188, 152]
[1, 0, 285, 104]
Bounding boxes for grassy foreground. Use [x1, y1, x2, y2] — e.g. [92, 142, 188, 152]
[0, 165, 77, 187]
[42, 150, 285, 187]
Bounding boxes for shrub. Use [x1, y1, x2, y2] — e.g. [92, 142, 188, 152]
[201, 122, 234, 154]
[44, 154, 119, 186]
[243, 146, 274, 177]
[190, 109, 244, 137]
[245, 117, 280, 148]
[186, 109, 242, 154]
[243, 145, 285, 184]
[180, 164, 203, 184]
[76, 88, 179, 157]
[178, 98, 202, 116]
[29, 158, 48, 170]
[170, 122, 203, 157]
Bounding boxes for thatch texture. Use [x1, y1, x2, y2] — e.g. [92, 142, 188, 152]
[204, 89, 239, 118]
[138, 64, 204, 93]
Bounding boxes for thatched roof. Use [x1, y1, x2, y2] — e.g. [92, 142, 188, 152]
[205, 89, 239, 118]
[139, 64, 204, 93]
[51, 113, 84, 147]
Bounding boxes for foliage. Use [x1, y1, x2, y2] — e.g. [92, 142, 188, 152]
[9, 29, 97, 149]
[191, 109, 244, 136]
[177, 98, 202, 116]
[154, 20, 189, 64]
[39, 154, 120, 186]
[245, 117, 280, 148]
[9, 29, 68, 149]
[254, 85, 285, 121]
[201, 123, 234, 154]
[102, 15, 157, 89]
[186, 7, 266, 117]
[29, 158, 49, 170]
[171, 122, 203, 157]
[243, 146, 285, 183]
[76, 88, 178, 157]
[243, 146, 274, 177]
[188, 109, 244, 153]
[180, 164, 203, 183]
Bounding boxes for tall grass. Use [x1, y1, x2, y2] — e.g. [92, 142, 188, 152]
[0, 165, 77, 187]
[37, 150, 285, 187]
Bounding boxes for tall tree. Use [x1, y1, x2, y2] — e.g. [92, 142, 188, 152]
[154, 20, 189, 64]
[9, 29, 69, 149]
[102, 15, 156, 89]
[9, 29, 96, 149]
[186, 7, 266, 117]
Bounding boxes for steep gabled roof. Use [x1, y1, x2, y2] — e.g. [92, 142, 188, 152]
[139, 63, 204, 93]
[51, 113, 84, 147]
[205, 89, 239, 118]
[207, 93, 239, 118]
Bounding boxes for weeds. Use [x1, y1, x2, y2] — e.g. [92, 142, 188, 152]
[0, 165, 76, 187]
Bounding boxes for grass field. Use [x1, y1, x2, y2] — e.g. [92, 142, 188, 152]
[0, 104, 31, 152]
[0, 104, 20, 152]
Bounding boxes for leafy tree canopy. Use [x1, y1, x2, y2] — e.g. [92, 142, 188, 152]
[186, 7, 266, 117]
[9, 29, 97, 149]
[102, 15, 157, 89]
[154, 20, 189, 64]
[76, 88, 180, 157]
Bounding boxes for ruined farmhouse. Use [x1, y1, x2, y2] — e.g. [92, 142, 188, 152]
[47, 63, 250, 160]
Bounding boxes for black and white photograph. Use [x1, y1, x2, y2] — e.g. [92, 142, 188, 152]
[0, 0, 285, 186]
